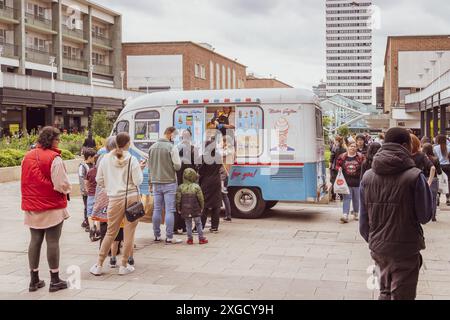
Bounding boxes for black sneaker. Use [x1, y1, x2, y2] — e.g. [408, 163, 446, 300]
[84, 226, 90, 233]
[109, 256, 117, 268]
[128, 257, 135, 266]
[154, 236, 162, 242]
[192, 227, 198, 234]
[81, 220, 89, 229]
[209, 228, 219, 234]
[224, 217, 232, 222]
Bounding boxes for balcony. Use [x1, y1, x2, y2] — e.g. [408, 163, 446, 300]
[93, 63, 113, 75]
[25, 12, 53, 32]
[0, 5, 18, 22]
[92, 33, 112, 48]
[62, 73, 89, 85]
[25, 47, 52, 65]
[0, 42, 18, 59]
[63, 56, 86, 70]
[62, 24, 85, 41]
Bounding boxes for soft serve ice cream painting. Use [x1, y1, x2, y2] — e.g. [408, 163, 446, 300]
[270, 110, 296, 153]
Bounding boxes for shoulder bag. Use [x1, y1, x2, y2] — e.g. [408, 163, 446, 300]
[124, 158, 145, 222]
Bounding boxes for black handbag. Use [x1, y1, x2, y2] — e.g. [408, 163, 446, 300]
[124, 158, 145, 223]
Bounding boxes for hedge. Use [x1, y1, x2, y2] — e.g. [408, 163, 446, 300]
[0, 148, 75, 168]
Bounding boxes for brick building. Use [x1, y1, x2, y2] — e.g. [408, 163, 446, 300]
[376, 35, 450, 131]
[245, 74, 292, 89]
[122, 42, 247, 92]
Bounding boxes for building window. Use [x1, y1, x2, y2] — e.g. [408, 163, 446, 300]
[210, 61, 214, 89]
[222, 65, 226, 89]
[232, 70, 236, 89]
[227, 67, 231, 89]
[194, 64, 200, 78]
[0, 29, 5, 43]
[201, 65, 206, 79]
[216, 63, 220, 89]
[92, 52, 105, 65]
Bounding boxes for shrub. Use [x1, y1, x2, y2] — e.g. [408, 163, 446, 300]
[0, 149, 26, 167]
[60, 149, 75, 160]
[92, 110, 114, 138]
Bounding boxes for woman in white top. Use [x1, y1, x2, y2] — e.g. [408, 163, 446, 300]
[433, 134, 450, 205]
[90, 132, 146, 276]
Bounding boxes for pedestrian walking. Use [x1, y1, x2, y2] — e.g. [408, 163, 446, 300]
[90, 132, 145, 276]
[199, 140, 223, 233]
[336, 141, 364, 223]
[360, 142, 381, 179]
[176, 168, 208, 245]
[422, 143, 442, 222]
[21, 126, 70, 293]
[329, 136, 347, 201]
[149, 127, 183, 244]
[79, 148, 96, 231]
[360, 127, 433, 300]
[433, 135, 450, 206]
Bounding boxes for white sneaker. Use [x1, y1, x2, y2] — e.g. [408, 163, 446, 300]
[352, 212, 359, 221]
[90, 264, 103, 276]
[165, 238, 182, 245]
[340, 215, 349, 224]
[118, 264, 135, 276]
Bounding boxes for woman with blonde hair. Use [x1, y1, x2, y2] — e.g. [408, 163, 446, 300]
[90, 132, 145, 276]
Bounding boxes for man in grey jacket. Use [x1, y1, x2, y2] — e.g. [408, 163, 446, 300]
[149, 127, 182, 244]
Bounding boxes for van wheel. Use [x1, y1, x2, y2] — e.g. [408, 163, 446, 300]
[229, 187, 266, 219]
[265, 201, 278, 210]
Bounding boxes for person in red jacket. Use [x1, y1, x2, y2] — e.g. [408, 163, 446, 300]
[21, 126, 71, 293]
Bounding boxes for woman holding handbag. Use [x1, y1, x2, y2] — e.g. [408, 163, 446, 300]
[336, 141, 364, 224]
[90, 133, 145, 276]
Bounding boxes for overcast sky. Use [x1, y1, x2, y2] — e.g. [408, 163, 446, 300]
[95, 0, 450, 99]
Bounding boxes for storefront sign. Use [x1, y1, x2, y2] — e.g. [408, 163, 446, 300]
[9, 124, 20, 134]
[67, 110, 85, 116]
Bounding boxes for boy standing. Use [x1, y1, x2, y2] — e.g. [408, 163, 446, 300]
[79, 148, 96, 231]
[176, 168, 208, 245]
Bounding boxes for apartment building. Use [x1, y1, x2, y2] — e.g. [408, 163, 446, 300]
[0, 0, 128, 135]
[122, 42, 247, 92]
[325, 0, 373, 104]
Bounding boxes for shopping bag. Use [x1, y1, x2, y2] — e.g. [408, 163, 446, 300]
[438, 172, 448, 194]
[333, 169, 350, 195]
[140, 194, 165, 224]
[91, 187, 109, 223]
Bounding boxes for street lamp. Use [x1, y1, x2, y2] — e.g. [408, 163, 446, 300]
[49, 56, 56, 93]
[88, 64, 94, 96]
[120, 70, 125, 100]
[145, 76, 150, 94]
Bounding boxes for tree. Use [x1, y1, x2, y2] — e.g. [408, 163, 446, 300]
[337, 125, 350, 138]
[323, 116, 333, 143]
[92, 110, 114, 138]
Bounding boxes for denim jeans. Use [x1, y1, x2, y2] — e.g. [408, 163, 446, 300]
[185, 217, 204, 240]
[343, 186, 360, 215]
[153, 183, 177, 239]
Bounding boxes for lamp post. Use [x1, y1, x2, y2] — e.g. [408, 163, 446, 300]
[88, 64, 94, 96]
[120, 70, 125, 100]
[145, 76, 150, 94]
[49, 56, 56, 93]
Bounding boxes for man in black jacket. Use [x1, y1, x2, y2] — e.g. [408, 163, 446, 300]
[359, 127, 433, 300]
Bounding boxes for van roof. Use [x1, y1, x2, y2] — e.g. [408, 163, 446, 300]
[122, 88, 319, 114]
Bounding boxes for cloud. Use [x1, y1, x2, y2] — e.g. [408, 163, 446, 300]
[94, 0, 450, 99]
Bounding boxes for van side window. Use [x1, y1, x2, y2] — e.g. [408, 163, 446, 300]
[114, 120, 129, 134]
[134, 110, 161, 153]
[316, 109, 323, 139]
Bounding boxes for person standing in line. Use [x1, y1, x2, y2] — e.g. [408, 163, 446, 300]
[356, 134, 368, 156]
[82, 132, 97, 154]
[175, 128, 199, 234]
[329, 136, 347, 201]
[90, 132, 145, 276]
[199, 140, 223, 233]
[360, 142, 382, 180]
[149, 127, 183, 244]
[422, 143, 442, 222]
[21, 127, 70, 293]
[79, 148, 96, 231]
[433, 135, 450, 206]
[176, 168, 208, 245]
[360, 128, 433, 300]
[411, 134, 436, 188]
[85, 154, 101, 242]
[336, 141, 364, 223]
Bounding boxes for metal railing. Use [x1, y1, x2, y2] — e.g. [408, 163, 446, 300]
[92, 32, 112, 47]
[63, 56, 86, 70]
[62, 73, 89, 85]
[93, 63, 113, 75]
[0, 5, 18, 20]
[25, 47, 53, 64]
[2, 72, 144, 100]
[0, 42, 18, 58]
[62, 24, 84, 40]
[25, 12, 53, 30]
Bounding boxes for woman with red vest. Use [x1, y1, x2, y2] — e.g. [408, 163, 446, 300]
[21, 126, 71, 293]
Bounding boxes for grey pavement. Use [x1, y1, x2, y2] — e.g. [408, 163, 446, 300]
[1, 179, 450, 300]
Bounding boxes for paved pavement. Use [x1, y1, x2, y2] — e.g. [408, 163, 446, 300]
[1, 179, 450, 300]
